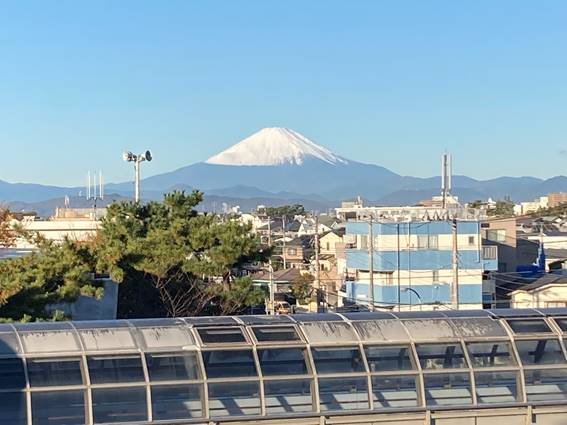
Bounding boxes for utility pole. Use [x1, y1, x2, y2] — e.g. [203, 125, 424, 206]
[368, 215, 375, 311]
[282, 216, 287, 269]
[268, 218, 274, 315]
[315, 214, 321, 312]
[397, 223, 401, 311]
[451, 217, 459, 309]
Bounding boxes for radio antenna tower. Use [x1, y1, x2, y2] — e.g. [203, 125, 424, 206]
[86, 171, 104, 218]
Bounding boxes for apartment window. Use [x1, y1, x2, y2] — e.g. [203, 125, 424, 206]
[432, 270, 439, 283]
[379, 272, 394, 285]
[287, 248, 297, 256]
[482, 246, 497, 260]
[487, 229, 506, 242]
[418, 235, 438, 250]
[468, 236, 475, 246]
[326, 242, 330, 251]
[360, 235, 368, 249]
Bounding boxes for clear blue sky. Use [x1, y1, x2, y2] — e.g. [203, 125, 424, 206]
[1, 0, 566, 186]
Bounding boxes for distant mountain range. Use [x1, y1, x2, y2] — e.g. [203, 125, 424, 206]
[2, 127, 566, 215]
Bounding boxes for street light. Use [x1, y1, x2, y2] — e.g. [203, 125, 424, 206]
[122, 150, 152, 202]
[401, 287, 423, 309]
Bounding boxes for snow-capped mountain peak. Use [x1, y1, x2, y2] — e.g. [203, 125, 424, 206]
[205, 127, 349, 166]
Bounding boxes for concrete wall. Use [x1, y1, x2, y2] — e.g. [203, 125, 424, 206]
[47, 278, 118, 320]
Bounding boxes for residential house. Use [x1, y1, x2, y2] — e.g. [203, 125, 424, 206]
[481, 217, 539, 307]
[282, 235, 314, 269]
[319, 228, 346, 256]
[510, 273, 567, 308]
[251, 267, 303, 294]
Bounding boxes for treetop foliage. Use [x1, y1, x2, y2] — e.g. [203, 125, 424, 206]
[265, 204, 306, 220]
[0, 191, 267, 321]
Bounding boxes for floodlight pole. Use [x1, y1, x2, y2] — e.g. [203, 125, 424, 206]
[123, 150, 152, 203]
[134, 159, 141, 203]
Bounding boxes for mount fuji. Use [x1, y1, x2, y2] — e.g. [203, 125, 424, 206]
[118, 127, 401, 199]
[205, 127, 349, 166]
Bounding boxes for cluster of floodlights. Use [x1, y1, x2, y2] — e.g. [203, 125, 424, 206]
[122, 150, 152, 202]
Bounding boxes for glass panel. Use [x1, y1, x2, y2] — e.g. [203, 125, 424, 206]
[79, 328, 136, 351]
[151, 384, 203, 420]
[0, 332, 21, 354]
[197, 327, 246, 344]
[145, 352, 200, 381]
[252, 326, 300, 342]
[424, 373, 473, 406]
[20, 331, 80, 353]
[365, 345, 414, 372]
[28, 358, 83, 387]
[239, 315, 294, 325]
[402, 319, 459, 340]
[138, 326, 194, 349]
[352, 320, 409, 342]
[466, 342, 517, 367]
[0, 358, 26, 389]
[416, 343, 467, 370]
[318, 377, 369, 411]
[202, 350, 257, 378]
[451, 318, 508, 338]
[31, 390, 85, 425]
[264, 379, 314, 414]
[554, 318, 567, 332]
[525, 369, 567, 401]
[208, 381, 261, 417]
[301, 322, 358, 343]
[0, 392, 26, 425]
[312, 347, 365, 374]
[507, 319, 551, 334]
[294, 313, 343, 322]
[258, 348, 309, 376]
[475, 371, 518, 404]
[516, 339, 566, 365]
[87, 355, 145, 384]
[372, 375, 419, 408]
[92, 387, 147, 423]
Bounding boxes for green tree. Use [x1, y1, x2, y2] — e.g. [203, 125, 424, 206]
[0, 208, 16, 248]
[208, 277, 265, 316]
[290, 273, 315, 304]
[488, 200, 514, 217]
[266, 204, 306, 221]
[467, 200, 483, 209]
[95, 190, 266, 317]
[0, 237, 101, 321]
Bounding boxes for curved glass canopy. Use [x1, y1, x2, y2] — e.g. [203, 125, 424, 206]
[2, 308, 567, 424]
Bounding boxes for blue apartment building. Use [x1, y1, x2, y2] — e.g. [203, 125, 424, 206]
[343, 220, 498, 310]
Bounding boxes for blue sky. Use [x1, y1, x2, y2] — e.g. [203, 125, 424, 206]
[1, 0, 566, 186]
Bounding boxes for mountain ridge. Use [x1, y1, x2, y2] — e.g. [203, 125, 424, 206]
[2, 127, 567, 207]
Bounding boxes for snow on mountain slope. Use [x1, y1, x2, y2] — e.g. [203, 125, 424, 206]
[205, 127, 349, 166]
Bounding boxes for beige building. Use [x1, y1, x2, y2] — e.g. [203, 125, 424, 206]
[12, 208, 102, 250]
[548, 192, 567, 208]
[510, 274, 567, 308]
[319, 228, 345, 256]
